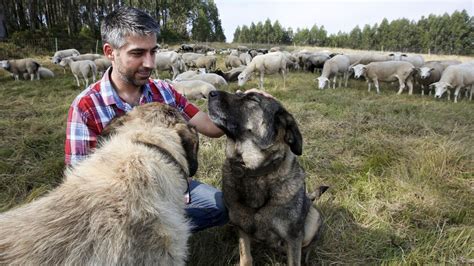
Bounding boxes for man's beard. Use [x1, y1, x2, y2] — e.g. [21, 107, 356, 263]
[117, 65, 153, 87]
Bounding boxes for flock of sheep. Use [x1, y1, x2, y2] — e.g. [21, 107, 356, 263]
[1, 44, 473, 103]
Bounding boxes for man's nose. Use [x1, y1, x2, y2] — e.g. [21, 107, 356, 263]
[143, 53, 155, 68]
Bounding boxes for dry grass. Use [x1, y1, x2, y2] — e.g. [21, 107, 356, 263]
[0, 50, 473, 265]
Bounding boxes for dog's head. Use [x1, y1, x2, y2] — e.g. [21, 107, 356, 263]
[101, 102, 199, 177]
[208, 90, 302, 169]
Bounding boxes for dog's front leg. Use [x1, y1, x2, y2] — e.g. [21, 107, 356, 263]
[238, 229, 253, 266]
[287, 238, 303, 266]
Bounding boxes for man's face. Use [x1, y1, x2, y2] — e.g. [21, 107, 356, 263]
[106, 34, 158, 88]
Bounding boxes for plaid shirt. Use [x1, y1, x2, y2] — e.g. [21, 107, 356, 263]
[65, 68, 200, 166]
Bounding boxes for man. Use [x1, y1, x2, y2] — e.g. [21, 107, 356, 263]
[65, 6, 227, 232]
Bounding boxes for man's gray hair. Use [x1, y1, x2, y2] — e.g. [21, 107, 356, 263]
[101, 6, 160, 48]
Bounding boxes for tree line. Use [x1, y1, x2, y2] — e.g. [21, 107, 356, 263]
[233, 10, 474, 55]
[0, 0, 226, 50]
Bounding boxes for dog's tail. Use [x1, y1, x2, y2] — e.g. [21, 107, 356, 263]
[308, 185, 329, 202]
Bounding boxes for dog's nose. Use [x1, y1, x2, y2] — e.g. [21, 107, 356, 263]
[209, 91, 218, 98]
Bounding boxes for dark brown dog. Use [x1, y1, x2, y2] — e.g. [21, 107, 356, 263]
[208, 91, 326, 266]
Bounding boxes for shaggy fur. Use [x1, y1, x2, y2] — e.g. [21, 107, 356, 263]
[0, 103, 199, 265]
[208, 91, 326, 266]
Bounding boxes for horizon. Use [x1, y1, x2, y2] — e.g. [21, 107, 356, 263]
[214, 0, 473, 43]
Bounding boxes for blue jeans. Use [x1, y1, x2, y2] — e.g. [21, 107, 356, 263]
[185, 179, 229, 232]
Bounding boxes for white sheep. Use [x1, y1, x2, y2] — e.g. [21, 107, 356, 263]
[417, 60, 461, 95]
[94, 58, 112, 77]
[70, 53, 103, 62]
[0, 58, 40, 81]
[352, 61, 416, 94]
[431, 62, 474, 102]
[155, 51, 185, 80]
[23, 67, 54, 80]
[170, 80, 217, 100]
[194, 55, 217, 72]
[224, 55, 242, 69]
[60, 58, 97, 87]
[52, 49, 80, 64]
[180, 73, 227, 89]
[239, 53, 252, 65]
[181, 53, 204, 69]
[238, 52, 287, 89]
[316, 54, 351, 89]
[347, 52, 390, 66]
[388, 52, 425, 68]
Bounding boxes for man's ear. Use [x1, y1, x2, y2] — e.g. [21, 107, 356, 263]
[103, 43, 115, 61]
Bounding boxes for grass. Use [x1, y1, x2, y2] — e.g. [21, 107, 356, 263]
[1, 53, 473, 265]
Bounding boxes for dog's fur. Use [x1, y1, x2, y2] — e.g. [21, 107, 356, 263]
[0, 103, 199, 265]
[208, 91, 325, 266]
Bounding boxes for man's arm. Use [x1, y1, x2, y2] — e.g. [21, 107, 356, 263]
[65, 105, 98, 166]
[188, 111, 224, 138]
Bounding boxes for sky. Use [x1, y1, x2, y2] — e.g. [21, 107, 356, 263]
[214, 0, 473, 43]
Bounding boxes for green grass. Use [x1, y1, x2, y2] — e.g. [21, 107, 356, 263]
[1, 57, 473, 265]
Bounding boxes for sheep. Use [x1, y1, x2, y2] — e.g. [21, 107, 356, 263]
[155, 51, 185, 80]
[23, 67, 54, 80]
[174, 70, 202, 81]
[346, 52, 390, 66]
[0, 58, 40, 81]
[52, 49, 80, 64]
[193, 44, 214, 54]
[194, 55, 217, 72]
[417, 60, 461, 95]
[237, 52, 287, 90]
[269, 46, 281, 52]
[70, 53, 103, 62]
[352, 61, 416, 94]
[94, 58, 112, 77]
[181, 53, 204, 69]
[60, 58, 97, 87]
[388, 52, 425, 68]
[237, 46, 249, 53]
[239, 53, 252, 65]
[431, 63, 474, 102]
[178, 43, 195, 53]
[211, 66, 246, 82]
[304, 53, 331, 73]
[170, 79, 217, 100]
[218, 48, 231, 55]
[224, 55, 242, 69]
[180, 73, 228, 89]
[281, 51, 299, 71]
[230, 49, 239, 57]
[316, 54, 351, 89]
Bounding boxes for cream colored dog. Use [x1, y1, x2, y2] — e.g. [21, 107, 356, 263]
[0, 103, 199, 265]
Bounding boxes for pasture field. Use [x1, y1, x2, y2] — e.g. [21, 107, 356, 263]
[0, 52, 473, 265]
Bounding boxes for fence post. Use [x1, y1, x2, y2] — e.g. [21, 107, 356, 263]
[95, 40, 99, 54]
[55, 38, 58, 52]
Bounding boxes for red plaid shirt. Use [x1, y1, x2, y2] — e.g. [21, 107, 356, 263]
[65, 68, 199, 166]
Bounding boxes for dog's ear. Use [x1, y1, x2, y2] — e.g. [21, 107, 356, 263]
[277, 108, 303, 155]
[176, 123, 199, 177]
